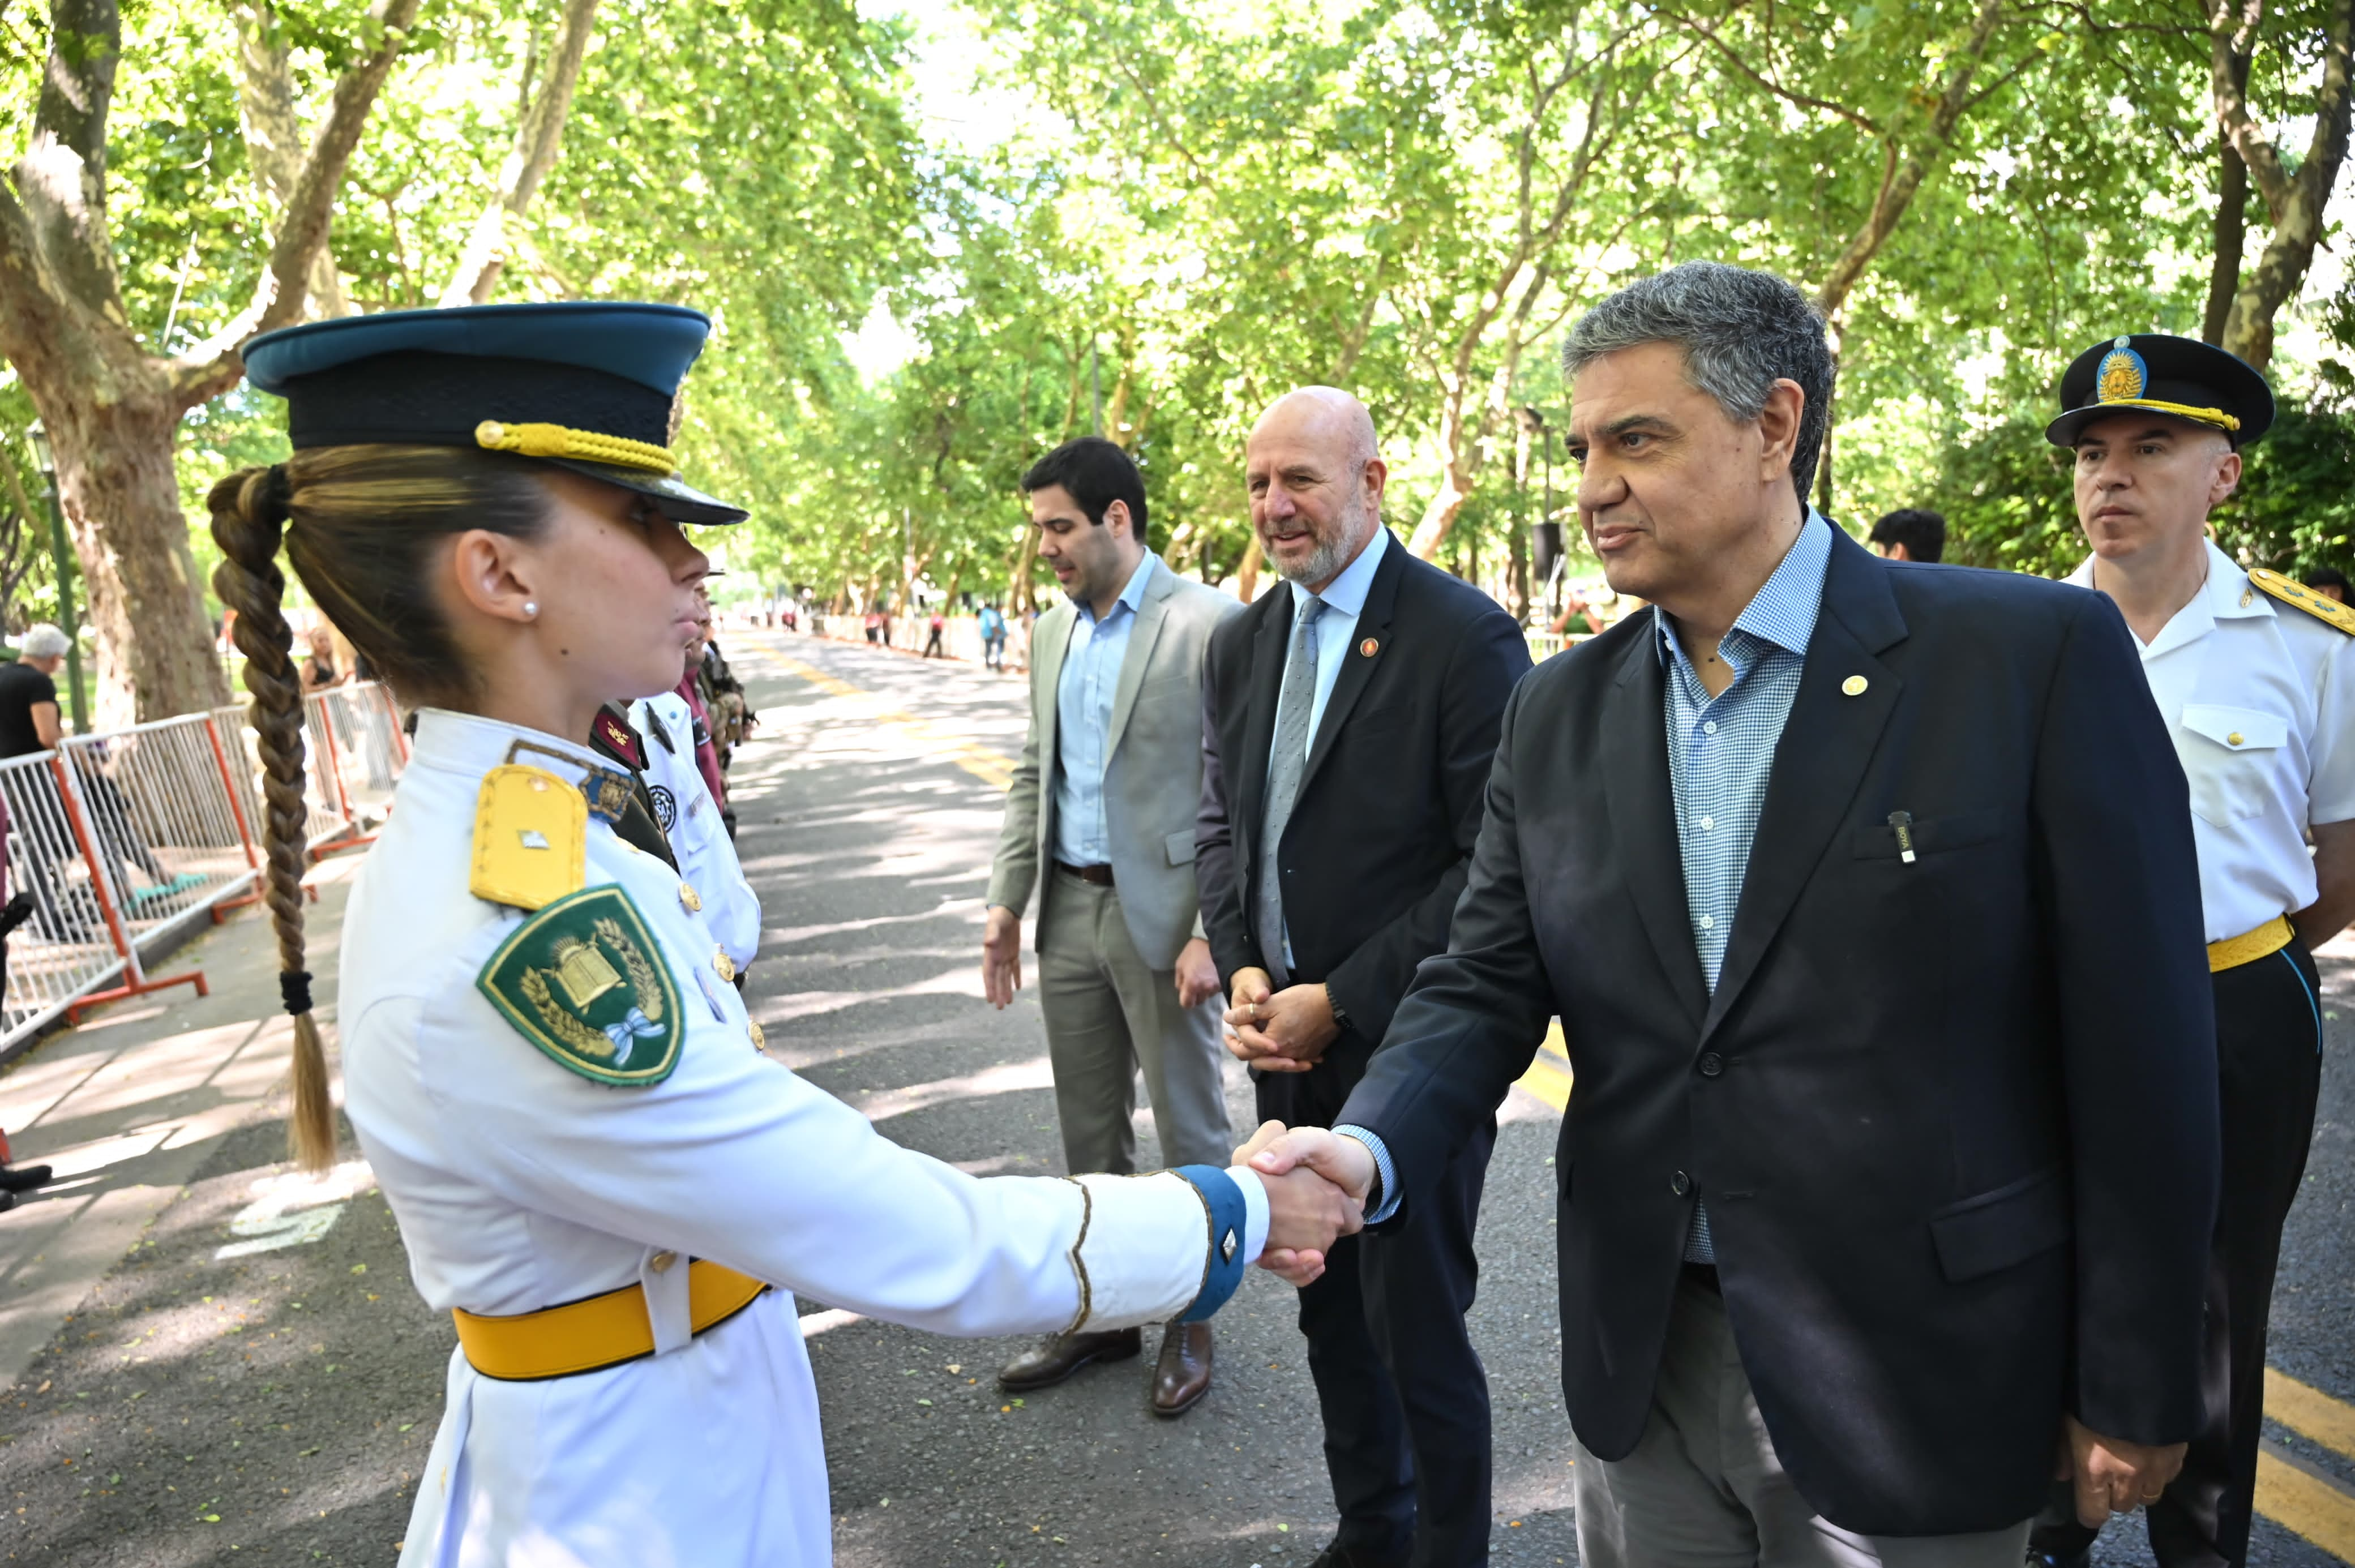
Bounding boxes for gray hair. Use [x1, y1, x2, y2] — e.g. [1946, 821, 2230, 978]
[1563, 262, 1835, 503]
[18, 624, 69, 659]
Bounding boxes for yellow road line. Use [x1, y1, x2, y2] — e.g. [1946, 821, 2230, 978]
[2269, 1367, 2355, 1463]
[1515, 1019, 1572, 1110]
[765, 653, 1014, 791]
[2256, 1443, 2355, 1562]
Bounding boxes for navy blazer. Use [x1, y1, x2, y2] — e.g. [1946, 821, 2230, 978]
[1339, 528, 2220, 1535]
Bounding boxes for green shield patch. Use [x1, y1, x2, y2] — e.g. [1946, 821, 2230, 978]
[477, 885, 683, 1087]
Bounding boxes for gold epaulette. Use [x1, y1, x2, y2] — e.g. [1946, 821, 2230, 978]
[471, 765, 588, 910]
[2249, 569, 2355, 636]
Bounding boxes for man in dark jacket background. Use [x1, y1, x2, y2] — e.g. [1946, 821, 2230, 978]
[1197, 387, 1530, 1568]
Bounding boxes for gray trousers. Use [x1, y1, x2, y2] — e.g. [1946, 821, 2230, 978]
[1572, 1273, 2034, 1568]
[1035, 869, 1233, 1174]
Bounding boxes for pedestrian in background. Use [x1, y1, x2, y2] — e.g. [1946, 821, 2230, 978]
[1251, 263, 2220, 1568]
[1197, 388, 1528, 1568]
[0, 624, 68, 757]
[982, 435, 1243, 1416]
[1868, 506, 1946, 563]
[981, 601, 1009, 671]
[2302, 565, 2348, 603]
[2032, 334, 2354, 1568]
[923, 607, 947, 658]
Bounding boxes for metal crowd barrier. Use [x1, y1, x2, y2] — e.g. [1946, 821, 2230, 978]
[0, 681, 409, 1054]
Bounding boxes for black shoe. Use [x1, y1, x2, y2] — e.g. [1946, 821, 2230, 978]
[1308, 1541, 1412, 1568]
[2026, 1546, 2091, 1568]
[0, 1190, 15, 1215]
[0, 1164, 52, 1193]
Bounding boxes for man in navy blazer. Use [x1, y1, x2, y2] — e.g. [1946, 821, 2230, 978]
[1247, 264, 2221, 1567]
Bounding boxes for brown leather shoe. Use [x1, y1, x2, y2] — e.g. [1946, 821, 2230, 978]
[1149, 1321, 1213, 1417]
[996, 1327, 1141, 1391]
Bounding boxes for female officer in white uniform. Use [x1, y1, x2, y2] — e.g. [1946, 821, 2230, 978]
[217, 302, 1353, 1568]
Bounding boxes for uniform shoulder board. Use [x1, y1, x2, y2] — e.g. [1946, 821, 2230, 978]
[591, 706, 647, 770]
[2249, 569, 2355, 636]
[472, 764, 588, 910]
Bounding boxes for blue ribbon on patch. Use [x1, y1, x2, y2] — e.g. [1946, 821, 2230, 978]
[603, 1007, 663, 1065]
[1173, 1165, 1249, 1323]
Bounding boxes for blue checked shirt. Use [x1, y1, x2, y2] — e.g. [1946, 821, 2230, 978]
[1341, 514, 1834, 1240]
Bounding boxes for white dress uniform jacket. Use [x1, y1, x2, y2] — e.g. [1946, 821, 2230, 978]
[628, 690, 760, 970]
[2070, 539, 2355, 939]
[340, 710, 1267, 1568]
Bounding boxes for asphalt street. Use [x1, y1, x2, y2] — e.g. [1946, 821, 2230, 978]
[0, 626, 2344, 1567]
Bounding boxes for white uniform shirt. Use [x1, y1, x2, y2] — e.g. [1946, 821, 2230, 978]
[339, 710, 1266, 1568]
[2069, 539, 2355, 942]
[628, 691, 760, 969]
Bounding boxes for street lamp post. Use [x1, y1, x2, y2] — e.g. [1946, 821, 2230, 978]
[24, 423, 87, 732]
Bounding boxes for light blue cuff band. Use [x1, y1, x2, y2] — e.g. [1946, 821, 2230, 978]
[1173, 1165, 1249, 1323]
[1333, 1126, 1401, 1225]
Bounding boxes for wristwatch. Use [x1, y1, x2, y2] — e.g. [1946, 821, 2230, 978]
[1325, 982, 1352, 1036]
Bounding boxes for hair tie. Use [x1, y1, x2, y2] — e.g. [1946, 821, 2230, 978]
[279, 969, 313, 1016]
[263, 463, 293, 514]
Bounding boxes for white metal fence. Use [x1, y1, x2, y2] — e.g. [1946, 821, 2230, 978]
[0, 681, 409, 1055]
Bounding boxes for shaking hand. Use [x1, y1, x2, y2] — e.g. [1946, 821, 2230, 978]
[1232, 1121, 1374, 1286]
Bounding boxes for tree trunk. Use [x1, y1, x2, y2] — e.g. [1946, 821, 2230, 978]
[234, 1, 352, 318]
[2204, 44, 2254, 344]
[0, 0, 417, 721]
[2217, 0, 2355, 367]
[57, 391, 227, 727]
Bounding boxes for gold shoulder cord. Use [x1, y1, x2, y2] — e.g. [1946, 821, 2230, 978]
[2249, 569, 2355, 637]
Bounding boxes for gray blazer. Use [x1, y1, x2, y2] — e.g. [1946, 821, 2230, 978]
[987, 560, 1241, 970]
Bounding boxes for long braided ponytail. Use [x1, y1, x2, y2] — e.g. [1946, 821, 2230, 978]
[209, 464, 333, 1172]
[205, 444, 557, 1171]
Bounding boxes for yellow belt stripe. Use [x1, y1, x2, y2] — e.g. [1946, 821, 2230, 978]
[2208, 913, 2294, 973]
[452, 1259, 768, 1381]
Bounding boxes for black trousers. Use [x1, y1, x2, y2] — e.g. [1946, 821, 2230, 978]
[1263, 1062, 1496, 1567]
[2031, 938, 2323, 1567]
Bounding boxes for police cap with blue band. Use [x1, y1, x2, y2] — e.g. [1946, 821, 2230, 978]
[241, 302, 748, 525]
[2045, 332, 2274, 451]
[1172, 1164, 1249, 1323]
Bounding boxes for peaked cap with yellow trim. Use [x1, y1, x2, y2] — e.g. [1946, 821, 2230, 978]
[2045, 332, 2273, 450]
[241, 302, 747, 525]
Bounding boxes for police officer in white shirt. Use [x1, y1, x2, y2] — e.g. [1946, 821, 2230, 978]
[2032, 333, 2355, 1568]
[217, 301, 1358, 1568]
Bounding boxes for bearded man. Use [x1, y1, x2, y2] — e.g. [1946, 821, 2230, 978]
[1195, 387, 1531, 1568]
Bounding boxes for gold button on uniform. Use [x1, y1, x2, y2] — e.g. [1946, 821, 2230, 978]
[679, 881, 702, 913]
[713, 946, 735, 984]
[2241, 588, 2255, 608]
[1841, 675, 1868, 696]
[648, 1250, 677, 1274]
[2228, 731, 2245, 746]
[747, 1018, 767, 1052]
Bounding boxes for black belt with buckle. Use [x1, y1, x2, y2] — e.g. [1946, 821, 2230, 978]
[1056, 861, 1115, 886]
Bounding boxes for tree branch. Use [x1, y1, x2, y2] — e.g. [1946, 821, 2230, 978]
[1655, 3, 1886, 138]
[170, 0, 423, 404]
[436, 0, 604, 306]
[2211, 0, 2293, 222]
[232, 1, 352, 318]
[13, 0, 126, 315]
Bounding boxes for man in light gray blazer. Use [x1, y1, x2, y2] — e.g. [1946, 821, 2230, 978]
[982, 436, 1243, 1416]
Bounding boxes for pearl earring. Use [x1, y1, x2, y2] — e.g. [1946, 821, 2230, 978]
[523, 601, 539, 618]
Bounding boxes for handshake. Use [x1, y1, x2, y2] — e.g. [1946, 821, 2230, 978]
[1226, 1121, 1382, 1286]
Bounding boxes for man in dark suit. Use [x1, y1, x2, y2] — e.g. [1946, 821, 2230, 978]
[1197, 387, 1530, 1568]
[1246, 265, 2221, 1567]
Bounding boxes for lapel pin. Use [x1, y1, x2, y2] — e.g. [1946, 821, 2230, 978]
[1841, 675, 1868, 697]
[1360, 637, 1380, 658]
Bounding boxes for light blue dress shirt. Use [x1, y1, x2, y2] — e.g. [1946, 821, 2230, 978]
[1341, 515, 1834, 1232]
[1051, 552, 1158, 867]
[1267, 526, 1391, 774]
